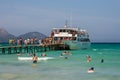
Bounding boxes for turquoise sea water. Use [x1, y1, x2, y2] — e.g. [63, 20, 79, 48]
[0, 43, 120, 80]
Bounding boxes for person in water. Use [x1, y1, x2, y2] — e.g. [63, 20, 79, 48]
[17, 52, 21, 56]
[86, 55, 91, 62]
[101, 59, 104, 63]
[65, 57, 68, 59]
[32, 53, 38, 63]
[41, 53, 47, 57]
[88, 67, 94, 73]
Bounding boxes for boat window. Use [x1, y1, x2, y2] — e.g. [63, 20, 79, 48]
[80, 38, 90, 42]
[63, 30, 65, 32]
[66, 30, 69, 32]
[60, 37, 63, 40]
[54, 37, 58, 40]
[77, 38, 80, 41]
[59, 30, 62, 32]
[72, 37, 76, 40]
[59, 29, 67, 32]
[54, 30, 58, 33]
[67, 30, 71, 33]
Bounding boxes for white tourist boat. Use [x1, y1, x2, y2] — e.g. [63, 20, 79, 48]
[50, 22, 90, 50]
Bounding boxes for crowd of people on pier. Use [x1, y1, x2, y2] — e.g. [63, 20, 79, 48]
[8, 37, 62, 46]
[9, 37, 41, 46]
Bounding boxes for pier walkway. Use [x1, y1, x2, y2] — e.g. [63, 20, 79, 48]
[0, 43, 69, 54]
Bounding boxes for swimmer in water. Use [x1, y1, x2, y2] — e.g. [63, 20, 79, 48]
[32, 53, 38, 63]
[41, 53, 47, 57]
[86, 55, 91, 62]
[88, 67, 94, 73]
[17, 52, 21, 56]
[65, 57, 68, 59]
[101, 59, 104, 63]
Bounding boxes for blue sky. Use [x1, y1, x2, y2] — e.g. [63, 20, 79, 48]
[0, 0, 120, 42]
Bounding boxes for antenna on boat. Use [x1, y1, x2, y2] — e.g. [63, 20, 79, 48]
[64, 20, 68, 28]
[70, 11, 72, 27]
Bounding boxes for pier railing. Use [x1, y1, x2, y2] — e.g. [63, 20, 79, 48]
[0, 43, 69, 54]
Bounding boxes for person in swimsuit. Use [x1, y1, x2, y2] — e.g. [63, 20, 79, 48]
[32, 53, 38, 63]
[88, 67, 94, 73]
[86, 55, 91, 62]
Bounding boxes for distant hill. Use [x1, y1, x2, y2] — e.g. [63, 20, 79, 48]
[18, 32, 47, 40]
[0, 28, 16, 43]
[0, 28, 47, 43]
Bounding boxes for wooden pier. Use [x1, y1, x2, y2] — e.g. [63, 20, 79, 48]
[0, 43, 69, 54]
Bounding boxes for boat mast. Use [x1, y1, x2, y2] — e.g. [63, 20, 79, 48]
[64, 20, 68, 28]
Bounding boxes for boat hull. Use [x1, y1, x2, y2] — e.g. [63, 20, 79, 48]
[63, 40, 90, 50]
